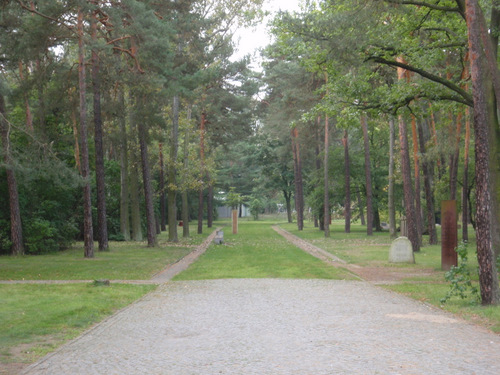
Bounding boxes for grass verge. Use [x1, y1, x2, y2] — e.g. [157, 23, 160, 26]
[0, 283, 156, 368]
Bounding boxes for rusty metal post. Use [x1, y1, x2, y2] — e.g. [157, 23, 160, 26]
[441, 200, 458, 270]
[232, 209, 238, 234]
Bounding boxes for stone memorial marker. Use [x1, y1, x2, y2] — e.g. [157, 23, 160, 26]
[389, 236, 415, 263]
[213, 230, 224, 245]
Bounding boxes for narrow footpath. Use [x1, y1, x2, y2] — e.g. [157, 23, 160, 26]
[20, 227, 500, 375]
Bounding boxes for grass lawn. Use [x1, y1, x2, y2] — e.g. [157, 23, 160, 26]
[174, 220, 355, 280]
[0, 283, 156, 366]
[0, 228, 207, 280]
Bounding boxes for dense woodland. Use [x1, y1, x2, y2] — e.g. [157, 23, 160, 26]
[0, 0, 499, 304]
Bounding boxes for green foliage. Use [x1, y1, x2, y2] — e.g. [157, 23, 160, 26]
[226, 187, 244, 210]
[441, 242, 480, 304]
[249, 197, 263, 220]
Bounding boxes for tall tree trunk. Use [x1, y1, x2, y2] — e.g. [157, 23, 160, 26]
[159, 143, 166, 231]
[78, 9, 94, 258]
[291, 127, 304, 231]
[418, 118, 438, 245]
[357, 187, 366, 226]
[462, 106, 471, 242]
[119, 91, 130, 241]
[167, 96, 179, 242]
[182, 190, 189, 238]
[397, 59, 420, 252]
[411, 115, 423, 244]
[323, 113, 330, 237]
[181, 107, 191, 238]
[361, 115, 373, 236]
[137, 99, 157, 247]
[284, 190, 293, 223]
[71, 99, 81, 174]
[461, 55, 471, 242]
[398, 115, 420, 252]
[465, 0, 500, 304]
[343, 129, 351, 233]
[91, 13, 108, 252]
[207, 184, 214, 228]
[315, 117, 322, 228]
[197, 190, 204, 234]
[198, 112, 206, 234]
[130, 158, 143, 242]
[0, 93, 24, 255]
[388, 117, 397, 239]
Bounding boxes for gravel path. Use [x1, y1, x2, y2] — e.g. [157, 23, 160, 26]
[22, 279, 499, 375]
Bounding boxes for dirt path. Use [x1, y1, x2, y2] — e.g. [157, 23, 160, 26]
[273, 226, 442, 285]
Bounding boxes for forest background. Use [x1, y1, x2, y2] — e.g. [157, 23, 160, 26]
[1, 0, 499, 304]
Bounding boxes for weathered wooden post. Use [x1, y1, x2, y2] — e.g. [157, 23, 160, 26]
[441, 200, 458, 270]
[400, 215, 407, 237]
[232, 209, 238, 234]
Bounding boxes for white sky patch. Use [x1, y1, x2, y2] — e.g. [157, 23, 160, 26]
[231, 0, 301, 66]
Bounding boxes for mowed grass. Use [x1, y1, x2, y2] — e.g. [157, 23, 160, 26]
[0, 283, 155, 365]
[280, 221, 455, 270]
[174, 221, 355, 280]
[0, 228, 206, 280]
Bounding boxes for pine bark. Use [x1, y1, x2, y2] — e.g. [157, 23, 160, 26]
[198, 112, 206, 234]
[291, 127, 304, 231]
[388, 118, 397, 239]
[417, 118, 437, 245]
[343, 129, 351, 233]
[284, 190, 293, 223]
[323, 114, 330, 237]
[118, 92, 130, 241]
[462, 107, 471, 242]
[137, 100, 157, 247]
[78, 10, 94, 258]
[0, 93, 24, 255]
[167, 96, 179, 242]
[357, 187, 366, 226]
[159, 143, 166, 231]
[130, 158, 143, 242]
[315, 117, 322, 228]
[411, 115, 423, 243]
[361, 115, 373, 236]
[398, 115, 420, 252]
[465, 0, 500, 304]
[91, 13, 108, 251]
[181, 107, 191, 238]
[207, 184, 214, 228]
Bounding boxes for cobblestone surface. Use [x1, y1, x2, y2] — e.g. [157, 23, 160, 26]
[23, 279, 499, 375]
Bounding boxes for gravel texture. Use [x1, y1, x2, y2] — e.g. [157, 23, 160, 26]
[22, 278, 500, 375]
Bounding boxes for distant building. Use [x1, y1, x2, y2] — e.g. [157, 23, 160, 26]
[217, 205, 251, 218]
